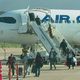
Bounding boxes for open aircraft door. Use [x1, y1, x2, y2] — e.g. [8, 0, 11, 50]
[18, 12, 28, 33]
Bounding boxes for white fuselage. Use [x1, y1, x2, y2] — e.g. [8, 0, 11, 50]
[0, 9, 80, 46]
[0, 10, 38, 45]
[32, 9, 80, 46]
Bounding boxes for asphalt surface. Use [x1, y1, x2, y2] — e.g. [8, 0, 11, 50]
[0, 48, 80, 80]
[2, 65, 80, 80]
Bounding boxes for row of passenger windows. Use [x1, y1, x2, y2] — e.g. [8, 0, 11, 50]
[0, 16, 77, 24]
[0, 17, 16, 24]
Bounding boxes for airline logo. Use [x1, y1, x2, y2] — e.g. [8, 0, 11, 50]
[42, 15, 80, 23]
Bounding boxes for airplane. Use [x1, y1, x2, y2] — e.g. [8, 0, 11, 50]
[0, 0, 80, 49]
[0, 8, 80, 49]
[1, 0, 80, 65]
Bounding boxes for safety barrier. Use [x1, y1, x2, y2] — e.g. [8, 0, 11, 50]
[8, 65, 11, 80]
[0, 61, 2, 80]
[8, 64, 19, 80]
[16, 64, 18, 80]
[1, 63, 23, 80]
[1, 61, 30, 80]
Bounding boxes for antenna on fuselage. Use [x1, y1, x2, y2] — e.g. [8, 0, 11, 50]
[27, 0, 30, 11]
[24, 0, 30, 13]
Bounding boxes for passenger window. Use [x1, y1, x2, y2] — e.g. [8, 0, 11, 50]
[0, 17, 16, 24]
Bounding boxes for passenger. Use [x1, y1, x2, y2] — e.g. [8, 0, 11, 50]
[6, 54, 16, 76]
[70, 50, 76, 69]
[48, 23, 53, 38]
[35, 16, 41, 25]
[49, 47, 57, 70]
[22, 51, 31, 78]
[22, 48, 27, 55]
[60, 39, 67, 55]
[66, 49, 75, 69]
[29, 51, 36, 66]
[35, 52, 43, 77]
[20, 48, 27, 60]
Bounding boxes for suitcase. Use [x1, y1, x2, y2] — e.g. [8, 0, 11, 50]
[18, 67, 23, 76]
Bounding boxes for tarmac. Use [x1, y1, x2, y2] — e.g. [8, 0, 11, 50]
[0, 48, 80, 80]
[2, 65, 80, 80]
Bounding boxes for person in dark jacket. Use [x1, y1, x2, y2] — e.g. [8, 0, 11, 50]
[66, 49, 75, 69]
[35, 52, 43, 77]
[7, 54, 16, 76]
[48, 23, 53, 38]
[60, 39, 67, 55]
[35, 16, 41, 25]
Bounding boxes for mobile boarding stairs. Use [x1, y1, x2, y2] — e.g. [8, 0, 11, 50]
[22, 12, 75, 62]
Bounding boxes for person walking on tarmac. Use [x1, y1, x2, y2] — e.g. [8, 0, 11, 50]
[22, 51, 31, 78]
[49, 47, 57, 70]
[7, 54, 16, 76]
[35, 52, 43, 77]
[60, 39, 67, 55]
[66, 49, 76, 69]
